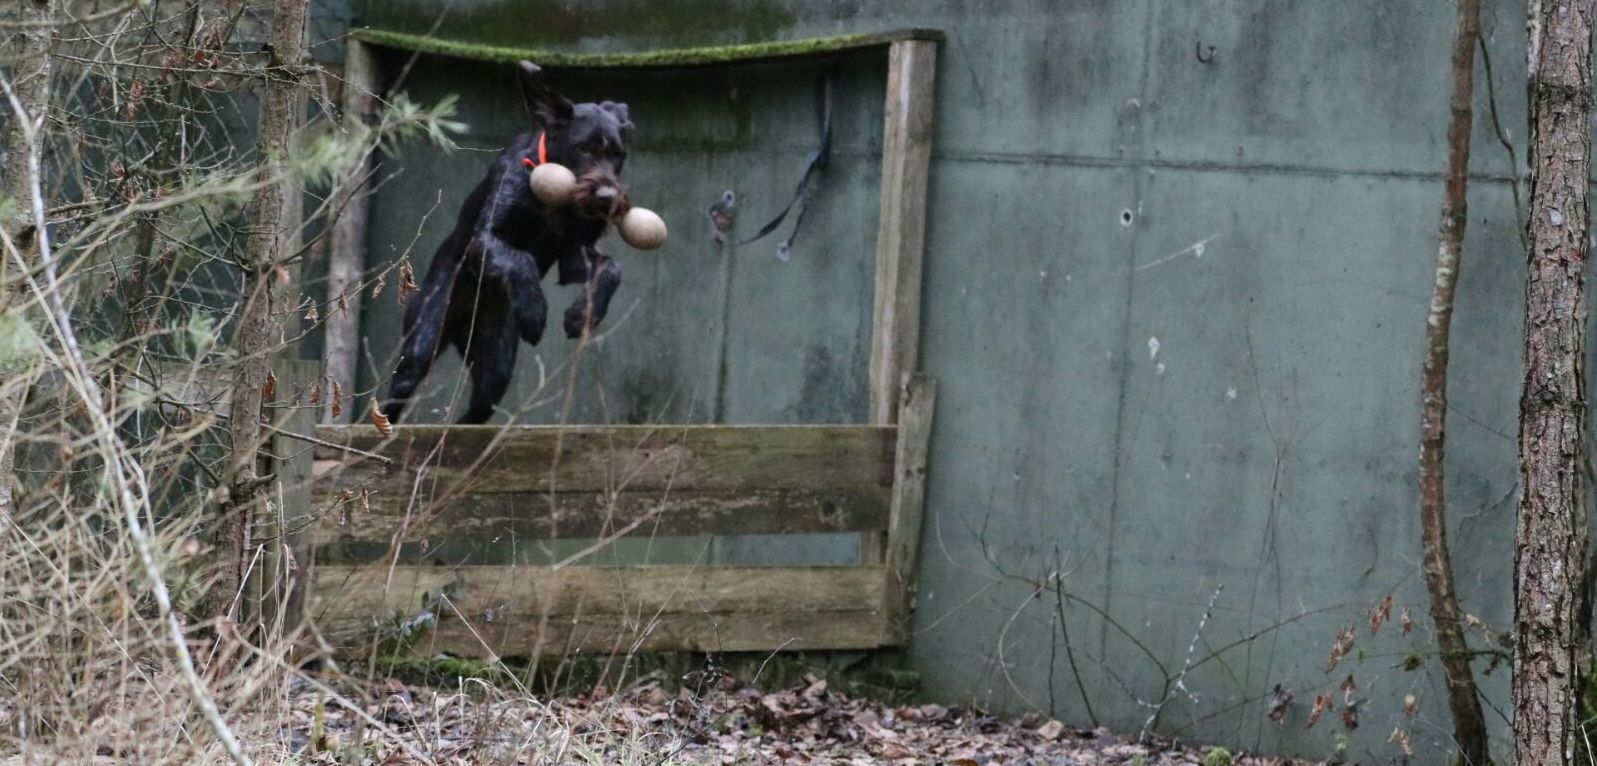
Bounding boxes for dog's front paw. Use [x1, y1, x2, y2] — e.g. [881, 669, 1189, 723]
[564, 300, 595, 339]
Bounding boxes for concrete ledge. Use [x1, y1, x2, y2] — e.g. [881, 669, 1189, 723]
[350, 27, 944, 69]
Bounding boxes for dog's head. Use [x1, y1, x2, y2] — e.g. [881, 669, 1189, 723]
[517, 61, 632, 219]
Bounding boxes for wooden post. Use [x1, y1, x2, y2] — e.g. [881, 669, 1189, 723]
[861, 38, 936, 565]
[867, 39, 937, 425]
[883, 374, 935, 644]
[248, 359, 317, 642]
[323, 39, 377, 423]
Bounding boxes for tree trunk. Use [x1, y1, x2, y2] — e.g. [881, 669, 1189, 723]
[1419, 1, 1490, 764]
[211, 0, 308, 620]
[1516, 2, 1594, 765]
[0, 0, 57, 518]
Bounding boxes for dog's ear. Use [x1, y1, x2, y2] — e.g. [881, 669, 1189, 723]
[516, 61, 574, 127]
[599, 101, 633, 138]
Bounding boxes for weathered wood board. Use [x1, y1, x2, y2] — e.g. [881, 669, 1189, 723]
[310, 487, 890, 547]
[884, 374, 936, 642]
[309, 424, 895, 545]
[868, 39, 938, 424]
[311, 564, 890, 654]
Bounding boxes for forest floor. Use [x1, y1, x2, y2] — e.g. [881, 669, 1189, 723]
[275, 671, 1296, 766]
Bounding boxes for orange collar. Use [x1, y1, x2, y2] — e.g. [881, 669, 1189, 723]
[520, 132, 549, 169]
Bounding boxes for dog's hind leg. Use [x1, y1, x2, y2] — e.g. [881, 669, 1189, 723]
[458, 318, 518, 424]
[384, 258, 458, 422]
[563, 248, 621, 339]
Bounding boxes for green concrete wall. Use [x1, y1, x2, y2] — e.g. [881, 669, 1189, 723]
[350, 1, 1537, 760]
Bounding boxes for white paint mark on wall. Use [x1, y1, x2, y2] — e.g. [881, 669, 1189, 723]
[1148, 336, 1161, 360]
[1135, 232, 1222, 271]
[1226, 386, 1238, 400]
[1156, 362, 1166, 375]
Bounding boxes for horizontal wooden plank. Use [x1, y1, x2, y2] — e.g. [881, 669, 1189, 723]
[332, 611, 889, 655]
[311, 424, 897, 496]
[308, 486, 890, 547]
[310, 564, 890, 654]
[311, 564, 889, 618]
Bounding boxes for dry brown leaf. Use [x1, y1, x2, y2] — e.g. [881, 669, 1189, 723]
[262, 369, 277, 400]
[1036, 719, 1065, 740]
[399, 259, 420, 301]
[372, 271, 387, 298]
[330, 378, 344, 418]
[1369, 594, 1393, 634]
[1326, 625, 1356, 672]
[1403, 694, 1418, 717]
[1340, 674, 1357, 705]
[1400, 606, 1414, 635]
[308, 383, 321, 406]
[1266, 684, 1294, 725]
[1340, 702, 1359, 730]
[305, 304, 320, 323]
[1389, 726, 1412, 755]
[338, 291, 350, 315]
[370, 400, 393, 437]
[125, 78, 144, 120]
[1305, 692, 1328, 729]
[879, 742, 912, 759]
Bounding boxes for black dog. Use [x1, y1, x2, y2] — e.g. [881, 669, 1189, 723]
[383, 61, 631, 424]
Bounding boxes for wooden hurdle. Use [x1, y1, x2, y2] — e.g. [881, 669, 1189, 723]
[284, 30, 941, 658]
[292, 375, 933, 656]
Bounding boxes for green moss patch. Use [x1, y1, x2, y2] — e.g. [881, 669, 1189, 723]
[352, 27, 943, 69]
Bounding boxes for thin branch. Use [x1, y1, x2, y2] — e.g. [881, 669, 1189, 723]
[1476, 28, 1527, 250]
[1139, 585, 1221, 742]
[1417, 1, 1490, 763]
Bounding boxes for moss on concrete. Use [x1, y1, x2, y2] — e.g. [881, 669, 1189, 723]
[352, 26, 942, 70]
[356, 0, 795, 50]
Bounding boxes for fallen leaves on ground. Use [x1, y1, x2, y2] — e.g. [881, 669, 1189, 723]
[274, 670, 1302, 766]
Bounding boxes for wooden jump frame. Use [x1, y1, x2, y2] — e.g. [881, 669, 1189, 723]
[285, 29, 940, 657]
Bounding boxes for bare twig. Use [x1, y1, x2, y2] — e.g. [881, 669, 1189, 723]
[1476, 29, 1527, 249]
[1139, 585, 1222, 742]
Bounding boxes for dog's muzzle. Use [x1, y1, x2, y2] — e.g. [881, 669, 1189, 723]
[573, 171, 631, 220]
